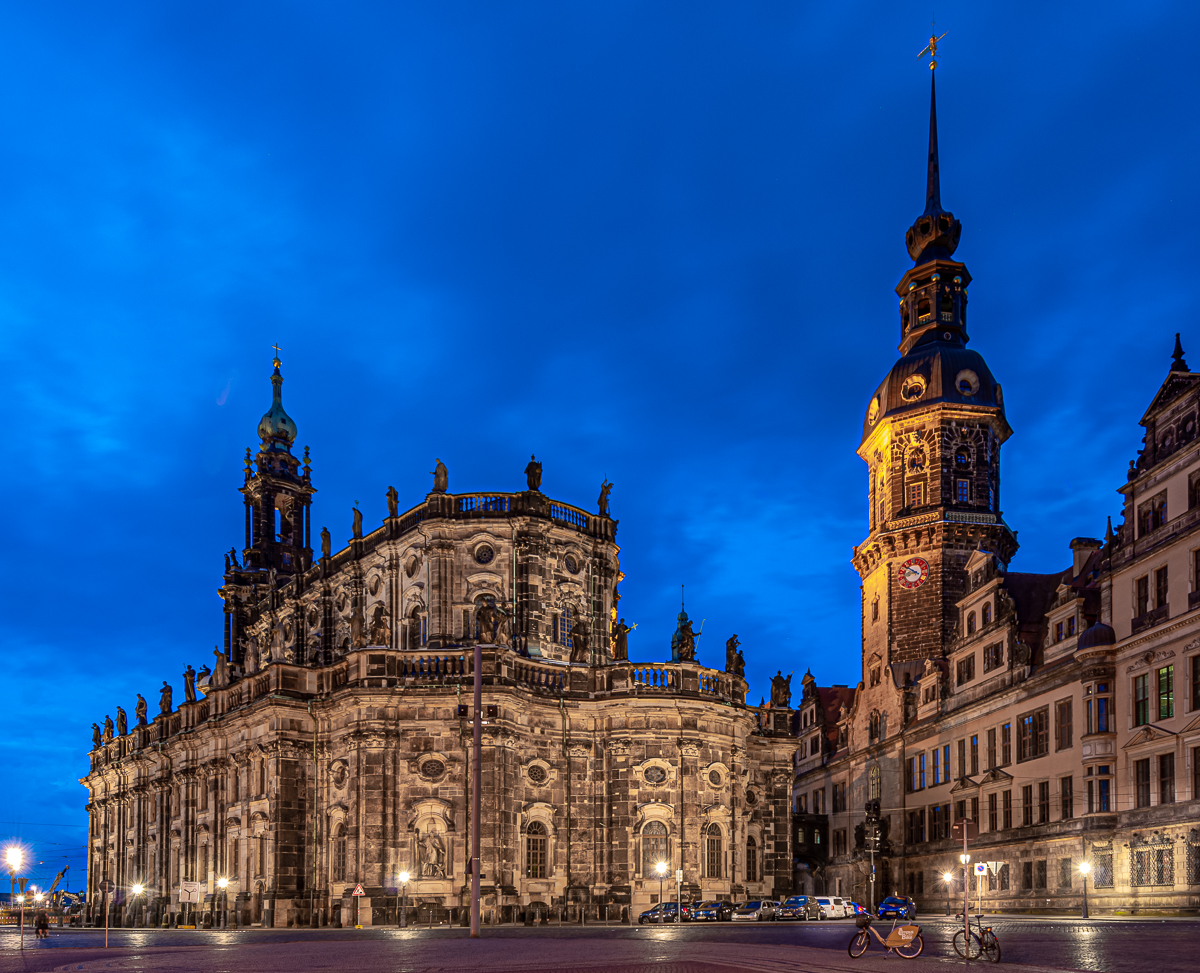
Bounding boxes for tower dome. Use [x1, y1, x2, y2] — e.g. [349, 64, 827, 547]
[257, 356, 297, 450]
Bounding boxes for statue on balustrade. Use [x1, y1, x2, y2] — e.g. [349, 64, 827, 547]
[212, 647, 230, 689]
[597, 479, 612, 516]
[350, 599, 366, 649]
[91, 723, 101, 749]
[368, 603, 390, 645]
[321, 526, 332, 559]
[228, 547, 239, 569]
[115, 707, 127, 737]
[475, 600, 500, 645]
[159, 681, 173, 715]
[135, 694, 147, 727]
[430, 458, 449, 494]
[103, 715, 113, 741]
[351, 505, 363, 541]
[569, 612, 590, 664]
[725, 635, 745, 677]
[525, 454, 542, 491]
[183, 665, 197, 703]
[670, 610, 699, 663]
[612, 617, 632, 661]
[770, 670, 792, 708]
[387, 485, 399, 518]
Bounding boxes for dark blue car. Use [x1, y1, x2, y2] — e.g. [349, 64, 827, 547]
[877, 895, 916, 920]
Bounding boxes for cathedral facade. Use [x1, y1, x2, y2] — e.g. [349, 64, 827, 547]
[793, 72, 1200, 914]
[80, 359, 796, 928]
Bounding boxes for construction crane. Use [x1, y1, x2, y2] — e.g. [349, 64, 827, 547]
[45, 865, 69, 896]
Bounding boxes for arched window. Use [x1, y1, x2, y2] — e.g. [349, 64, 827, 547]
[705, 824, 722, 879]
[869, 765, 882, 801]
[525, 821, 548, 879]
[408, 607, 424, 650]
[878, 477, 887, 525]
[982, 603, 992, 626]
[331, 822, 347, 884]
[552, 606, 573, 648]
[955, 447, 970, 468]
[745, 835, 758, 883]
[641, 821, 669, 876]
[966, 611, 976, 635]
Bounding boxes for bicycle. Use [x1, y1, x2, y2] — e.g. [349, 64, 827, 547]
[847, 913, 924, 959]
[951, 912, 1001, 963]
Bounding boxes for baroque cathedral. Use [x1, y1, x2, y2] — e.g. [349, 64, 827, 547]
[795, 68, 1200, 913]
[81, 357, 798, 927]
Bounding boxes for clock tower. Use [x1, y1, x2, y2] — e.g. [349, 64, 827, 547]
[852, 72, 1018, 678]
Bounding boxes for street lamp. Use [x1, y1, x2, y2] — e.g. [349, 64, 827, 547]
[398, 871, 409, 928]
[942, 871, 953, 916]
[217, 878, 229, 928]
[7, 848, 25, 950]
[654, 862, 668, 924]
[1078, 861, 1091, 920]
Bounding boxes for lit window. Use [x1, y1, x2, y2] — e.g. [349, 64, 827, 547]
[957, 479, 970, 503]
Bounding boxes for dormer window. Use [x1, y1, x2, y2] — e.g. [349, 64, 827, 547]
[966, 611, 977, 635]
[1138, 494, 1166, 537]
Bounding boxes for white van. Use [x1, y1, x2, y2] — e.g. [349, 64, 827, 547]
[814, 896, 848, 919]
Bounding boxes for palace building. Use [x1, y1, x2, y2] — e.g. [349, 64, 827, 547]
[793, 71, 1200, 913]
[80, 357, 797, 928]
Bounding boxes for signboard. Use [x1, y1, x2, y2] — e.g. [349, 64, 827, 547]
[99, 879, 115, 894]
[973, 863, 988, 876]
[178, 881, 202, 903]
[675, 870, 684, 883]
[352, 884, 366, 896]
[951, 821, 979, 841]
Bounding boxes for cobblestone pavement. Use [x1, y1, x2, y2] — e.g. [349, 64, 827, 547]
[0, 916, 1196, 973]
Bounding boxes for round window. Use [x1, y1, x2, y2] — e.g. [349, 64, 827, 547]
[527, 765, 547, 785]
[644, 766, 667, 784]
[745, 790, 758, 806]
[955, 369, 980, 396]
[420, 759, 445, 779]
[475, 545, 495, 565]
[900, 375, 926, 401]
[405, 556, 419, 578]
[564, 554, 579, 575]
[708, 770, 722, 787]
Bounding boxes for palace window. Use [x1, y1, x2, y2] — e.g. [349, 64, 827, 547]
[1134, 674, 1150, 726]
[1086, 765, 1112, 813]
[1055, 621, 1064, 642]
[1086, 683, 1111, 733]
[332, 823, 347, 883]
[943, 743, 951, 779]
[746, 836, 758, 882]
[552, 607, 573, 649]
[641, 821, 669, 876]
[1017, 708, 1049, 761]
[987, 793, 998, 831]
[984, 642, 1003, 672]
[1138, 496, 1166, 536]
[832, 781, 847, 812]
[982, 603, 991, 626]
[1156, 566, 1169, 610]
[1038, 781, 1050, 823]
[1068, 616, 1076, 636]
[905, 809, 925, 844]
[1136, 576, 1150, 617]
[1158, 665, 1174, 719]
[230, 838, 240, 879]
[705, 824, 722, 879]
[971, 735, 979, 776]
[1160, 753, 1175, 805]
[1021, 785, 1033, 827]
[1055, 700, 1073, 750]
[957, 655, 975, 686]
[931, 747, 940, 785]
[987, 728, 997, 770]
[909, 484, 923, 507]
[1135, 759, 1151, 808]
[526, 821, 548, 878]
[1002, 790, 1012, 830]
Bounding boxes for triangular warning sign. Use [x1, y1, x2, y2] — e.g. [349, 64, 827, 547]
[352, 883, 366, 896]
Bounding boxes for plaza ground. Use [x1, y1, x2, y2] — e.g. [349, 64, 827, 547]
[1, 915, 1197, 973]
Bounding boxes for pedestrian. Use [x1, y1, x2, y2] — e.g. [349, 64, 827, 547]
[35, 909, 50, 939]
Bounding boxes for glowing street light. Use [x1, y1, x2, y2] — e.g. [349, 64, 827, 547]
[131, 884, 145, 896]
[942, 871, 953, 916]
[398, 871, 410, 928]
[1078, 860, 1091, 919]
[654, 861, 668, 925]
[216, 878, 229, 928]
[6, 847, 26, 950]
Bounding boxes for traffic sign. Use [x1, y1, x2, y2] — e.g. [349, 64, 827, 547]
[675, 869, 684, 883]
[973, 862, 987, 876]
[99, 879, 115, 894]
[352, 883, 366, 896]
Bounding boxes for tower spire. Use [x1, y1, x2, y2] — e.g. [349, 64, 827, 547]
[906, 29, 960, 264]
[925, 72, 942, 215]
[1171, 332, 1188, 372]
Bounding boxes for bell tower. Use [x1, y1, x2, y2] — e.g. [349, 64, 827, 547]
[852, 66, 1017, 678]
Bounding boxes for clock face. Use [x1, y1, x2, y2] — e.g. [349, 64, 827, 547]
[898, 556, 930, 590]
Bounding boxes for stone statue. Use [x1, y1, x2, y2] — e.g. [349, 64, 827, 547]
[103, 715, 113, 741]
[670, 610, 698, 663]
[597, 479, 612, 515]
[159, 681, 172, 715]
[196, 664, 211, 695]
[228, 547, 239, 569]
[770, 670, 792, 708]
[612, 617, 632, 661]
[115, 707, 127, 736]
[91, 723, 101, 749]
[352, 506, 363, 540]
[183, 665, 196, 703]
[212, 648, 230, 689]
[725, 635, 745, 677]
[419, 830, 446, 878]
[270, 619, 287, 662]
[321, 526, 331, 558]
[244, 636, 260, 675]
[525, 454, 542, 491]
[431, 458, 449, 494]
[268, 566, 277, 590]
[224, 552, 230, 572]
[135, 694, 147, 727]
[350, 599, 366, 649]
[569, 611, 590, 664]
[368, 604, 390, 645]
[387, 485, 399, 518]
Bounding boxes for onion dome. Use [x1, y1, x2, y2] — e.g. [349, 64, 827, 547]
[257, 356, 297, 450]
[1077, 621, 1116, 651]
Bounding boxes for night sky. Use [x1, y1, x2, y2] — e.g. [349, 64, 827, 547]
[4, 2, 1199, 891]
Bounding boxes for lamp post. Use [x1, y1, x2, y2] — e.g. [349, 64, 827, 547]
[959, 852, 971, 949]
[7, 848, 25, 950]
[942, 871, 953, 916]
[129, 885, 144, 929]
[1078, 861, 1091, 920]
[217, 878, 228, 928]
[655, 861, 667, 924]
[398, 871, 409, 928]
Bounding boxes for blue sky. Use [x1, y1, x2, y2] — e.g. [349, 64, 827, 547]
[3, 1, 1199, 889]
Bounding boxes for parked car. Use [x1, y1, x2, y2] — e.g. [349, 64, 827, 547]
[877, 896, 916, 920]
[731, 900, 777, 921]
[690, 900, 734, 922]
[776, 895, 820, 920]
[814, 896, 849, 919]
[637, 902, 692, 924]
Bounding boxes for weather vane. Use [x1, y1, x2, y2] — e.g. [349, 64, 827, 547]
[918, 17, 947, 71]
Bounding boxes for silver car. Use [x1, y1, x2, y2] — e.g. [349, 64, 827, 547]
[731, 899, 777, 921]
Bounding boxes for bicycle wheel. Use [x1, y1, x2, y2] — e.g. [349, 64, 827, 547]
[848, 931, 870, 958]
[952, 929, 982, 959]
[894, 933, 924, 959]
[981, 931, 1001, 964]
